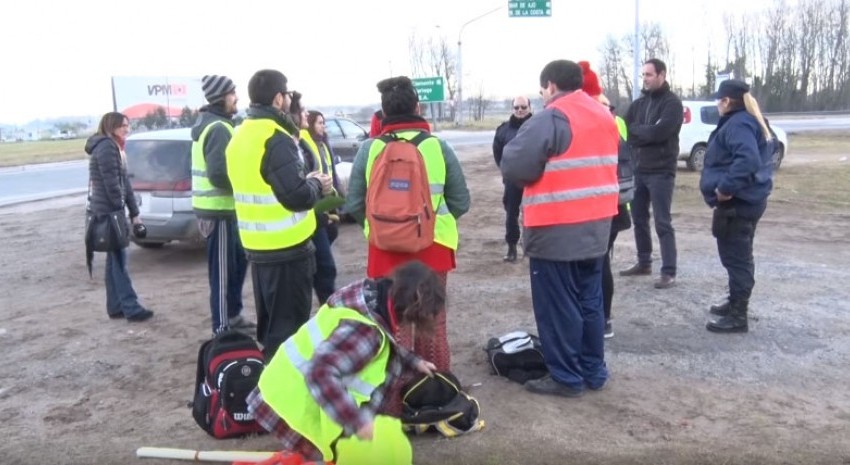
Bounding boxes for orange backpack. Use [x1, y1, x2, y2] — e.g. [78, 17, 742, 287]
[366, 132, 436, 253]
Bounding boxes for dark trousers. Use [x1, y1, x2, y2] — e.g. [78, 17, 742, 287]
[631, 172, 677, 276]
[311, 226, 337, 305]
[251, 255, 316, 360]
[207, 218, 248, 333]
[715, 204, 766, 301]
[502, 181, 523, 245]
[105, 248, 145, 318]
[529, 257, 608, 390]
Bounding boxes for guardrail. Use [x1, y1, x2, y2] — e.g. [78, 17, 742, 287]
[765, 110, 850, 117]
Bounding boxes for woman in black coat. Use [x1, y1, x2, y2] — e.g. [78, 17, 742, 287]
[84, 112, 152, 322]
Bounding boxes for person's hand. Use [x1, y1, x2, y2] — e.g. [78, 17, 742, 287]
[355, 421, 374, 441]
[131, 216, 142, 225]
[416, 360, 437, 377]
[715, 188, 732, 202]
[327, 213, 340, 224]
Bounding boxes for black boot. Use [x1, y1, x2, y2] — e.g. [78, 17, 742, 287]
[710, 299, 731, 316]
[706, 299, 748, 333]
[503, 244, 518, 263]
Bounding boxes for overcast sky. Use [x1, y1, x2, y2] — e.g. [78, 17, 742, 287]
[1, 0, 779, 125]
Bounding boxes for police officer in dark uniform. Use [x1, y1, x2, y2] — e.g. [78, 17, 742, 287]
[493, 96, 533, 262]
[700, 79, 775, 333]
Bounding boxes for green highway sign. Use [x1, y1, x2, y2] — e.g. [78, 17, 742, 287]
[412, 76, 445, 103]
[508, 0, 551, 17]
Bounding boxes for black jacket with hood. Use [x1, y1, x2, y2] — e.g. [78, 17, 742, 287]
[85, 135, 139, 218]
[243, 104, 324, 263]
[624, 82, 683, 174]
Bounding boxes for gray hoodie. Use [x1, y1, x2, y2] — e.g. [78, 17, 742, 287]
[500, 91, 610, 262]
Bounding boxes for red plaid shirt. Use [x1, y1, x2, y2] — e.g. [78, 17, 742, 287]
[247, 279, 421, 459]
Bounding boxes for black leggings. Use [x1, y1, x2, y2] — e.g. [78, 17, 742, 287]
[602, 230, 619, 321]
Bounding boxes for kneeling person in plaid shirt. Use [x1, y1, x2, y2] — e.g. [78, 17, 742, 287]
[247, 261, 443, 462]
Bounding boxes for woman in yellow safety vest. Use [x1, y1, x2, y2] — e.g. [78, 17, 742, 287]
[246, 260, 443, 463]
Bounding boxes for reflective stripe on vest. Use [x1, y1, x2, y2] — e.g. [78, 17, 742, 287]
[523, 92, 619, 227]
[299, 130, 325, 174]
[363, 131, 459, 250]
[226, 119, 317, 251]
[191, 120, 236, 211]
[258, 306, 391, 461]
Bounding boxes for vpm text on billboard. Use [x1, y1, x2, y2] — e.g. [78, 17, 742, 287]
[112, 76, 206, 119]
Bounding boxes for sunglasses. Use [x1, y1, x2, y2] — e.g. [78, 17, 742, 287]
[513, 105, 528, 110]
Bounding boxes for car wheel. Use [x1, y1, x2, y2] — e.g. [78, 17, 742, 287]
[773, 143, 785, 170]
[687, 144, 707, 171]
[135, 242, 165, 249]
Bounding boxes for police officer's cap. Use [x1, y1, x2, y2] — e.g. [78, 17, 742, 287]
[711, 79, 750, 100]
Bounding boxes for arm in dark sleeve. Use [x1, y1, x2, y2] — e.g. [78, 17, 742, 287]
[124, 173, 139, 218]
[492, 124, 505, 166]
[203, 123, 233, 191]
[95, 143, 125, 211]
[343, 141, 371, 226]
[717, 121, 762, 196]
[500, 110, 568, 186]
[260, 134, 323, 212]
[440, 140, 471, 219]
[628, 97, 684, 145]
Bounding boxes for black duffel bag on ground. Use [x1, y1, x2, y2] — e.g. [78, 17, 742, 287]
[484, 330, 548, 384]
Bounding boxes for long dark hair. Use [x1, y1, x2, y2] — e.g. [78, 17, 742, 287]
[307, 110, 326, 142]
[390, 261, 445, 333]
[96, 112, 127, 139]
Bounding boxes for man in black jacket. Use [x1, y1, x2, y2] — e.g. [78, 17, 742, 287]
[620, 58, 683, 289]
[226, 69, 333, 359]
[492, 96, 532, 262]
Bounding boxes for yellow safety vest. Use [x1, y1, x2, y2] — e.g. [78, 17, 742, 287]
[364, 131, 459, 250]
[615, 115, 628, 141]
[299, 129, 324, 174]
[191, 120, 236, 212]
[226, 118, 317, 251]
[258, 306, 392, 461]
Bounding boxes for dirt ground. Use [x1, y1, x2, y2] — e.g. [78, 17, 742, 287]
[1, 139, 849, 465]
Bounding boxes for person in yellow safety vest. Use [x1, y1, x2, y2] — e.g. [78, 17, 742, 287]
[289, 95, 340, 305]
[191, 74, 254, 336]
[246, 260, 443, 464]
[306, 110, 341, 303]
[501, 60, 619, 398]
[577, 62, 635, 340]
[225, 69, 334, 360]
[344, 76, 470, 402]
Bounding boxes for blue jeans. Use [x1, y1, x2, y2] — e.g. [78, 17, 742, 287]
[311, 226, 337, 305]
[207, 218, 248, 333]
[631, 172, 677, 276]
[529, 256, 608, 390]
[105, 248, 146, 318]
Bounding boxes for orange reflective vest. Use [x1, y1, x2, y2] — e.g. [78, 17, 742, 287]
[522, 91, 620, 227]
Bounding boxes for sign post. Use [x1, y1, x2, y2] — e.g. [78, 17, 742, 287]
[508, 1, 551, 17]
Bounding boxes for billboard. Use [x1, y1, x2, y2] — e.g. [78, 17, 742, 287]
[111, 76, 206, 120]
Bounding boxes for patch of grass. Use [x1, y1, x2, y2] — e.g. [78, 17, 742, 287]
[0, 139, 87, 167]
[786, 130, 850, 155]
[771, 162, 850, 213]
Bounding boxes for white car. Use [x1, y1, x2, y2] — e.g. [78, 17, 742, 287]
[678, 100, 788, 171]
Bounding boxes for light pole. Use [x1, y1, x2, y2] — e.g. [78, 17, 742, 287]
[456, 5, 503, 125]
[632, 0, 641, 100]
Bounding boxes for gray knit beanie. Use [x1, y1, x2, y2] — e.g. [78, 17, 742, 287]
[202, 75, 236, 104]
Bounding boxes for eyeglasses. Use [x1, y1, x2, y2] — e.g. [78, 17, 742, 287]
[513, 105, 528, 110]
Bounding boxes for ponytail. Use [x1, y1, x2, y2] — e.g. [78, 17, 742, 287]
[743, 93, 773, 142]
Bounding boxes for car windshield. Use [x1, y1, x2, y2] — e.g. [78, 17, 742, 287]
[701, 106, 720, 125]
[125, 140, 191, 184]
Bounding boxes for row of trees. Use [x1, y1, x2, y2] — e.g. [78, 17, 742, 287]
[410, 0, 850, 117]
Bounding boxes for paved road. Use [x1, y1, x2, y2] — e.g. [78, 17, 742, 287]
[0, 117, 845, 208]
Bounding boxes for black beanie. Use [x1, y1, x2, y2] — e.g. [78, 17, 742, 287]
[202, 75, 236, 104]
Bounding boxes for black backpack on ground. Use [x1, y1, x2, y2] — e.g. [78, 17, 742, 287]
[401, 371, 485, 438]
[191, 330, 266, 438]
[484, 331, 548, 384]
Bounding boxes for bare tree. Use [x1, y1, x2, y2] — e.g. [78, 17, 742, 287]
[408, 32, 457, 121]
[599, 35, 627, 110]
